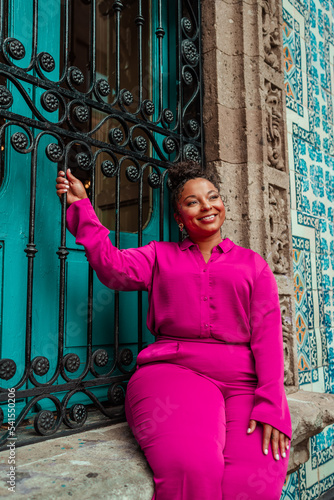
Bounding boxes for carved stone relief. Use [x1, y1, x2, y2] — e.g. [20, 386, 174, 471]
[269, 184, 290, 274]
[280, 295, 296, 386]
[271, 231, 290, 274]
[265, 81, 285, 171]
[262, 0, 281, 70]
[269, 184, 286, 225]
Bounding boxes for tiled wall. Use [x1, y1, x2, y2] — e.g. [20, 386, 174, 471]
[281, 0, 334, 497]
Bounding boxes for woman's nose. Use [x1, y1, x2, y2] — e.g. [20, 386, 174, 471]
[201, 201, 211, 210]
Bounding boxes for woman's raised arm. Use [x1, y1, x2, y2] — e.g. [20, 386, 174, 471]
[55, 170, 156, 292]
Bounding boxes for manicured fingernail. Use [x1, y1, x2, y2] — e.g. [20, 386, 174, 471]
[264, 449, 268, 455]
[287, 444, 290, 450]
[247, 428, 251, 434]
[282, 452, 286, 458]
[68, 168, 71, 173]
[275, 454, 280, 460]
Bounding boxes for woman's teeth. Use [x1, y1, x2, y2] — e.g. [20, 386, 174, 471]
[200, 215, 216, 221]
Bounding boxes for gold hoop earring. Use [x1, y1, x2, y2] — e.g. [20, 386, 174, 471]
[178, 223, 184, 232]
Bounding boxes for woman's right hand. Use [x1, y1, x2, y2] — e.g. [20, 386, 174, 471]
[55, 169, 88, 205]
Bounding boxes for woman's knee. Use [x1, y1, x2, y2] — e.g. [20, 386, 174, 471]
[223, 458, 287, 500]
[154, 439, 225, 481]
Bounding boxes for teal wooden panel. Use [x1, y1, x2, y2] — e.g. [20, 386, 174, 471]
[0, 132, 31, 390]
[91, 277, 116, 346]
[0, 241, 3, 351]
[0, 0, 35, 393]
[65, 258, 90, 349]
[65, 259, 118, 349]
[8, 0, 33, 70]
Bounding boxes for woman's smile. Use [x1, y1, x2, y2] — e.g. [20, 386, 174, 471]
[198, 214, 218, 222]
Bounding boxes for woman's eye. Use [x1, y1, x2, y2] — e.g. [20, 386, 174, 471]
[187, 201, 197, 206]
[210, 195, 219, 200]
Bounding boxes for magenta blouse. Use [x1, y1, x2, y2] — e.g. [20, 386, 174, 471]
[66, 197, 292, 438]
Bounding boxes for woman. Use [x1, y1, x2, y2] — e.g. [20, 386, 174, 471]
[56, 161, 292, 500]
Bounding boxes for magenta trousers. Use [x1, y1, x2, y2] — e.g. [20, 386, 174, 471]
[124, 339, 290, 500]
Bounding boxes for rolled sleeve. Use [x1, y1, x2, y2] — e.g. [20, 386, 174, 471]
[66, 198, 156, 291]
[249, 263, 292, 439]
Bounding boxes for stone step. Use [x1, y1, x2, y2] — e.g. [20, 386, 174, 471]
[0, 422, 154, 499]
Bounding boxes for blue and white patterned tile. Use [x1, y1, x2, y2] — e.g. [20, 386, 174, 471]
[281, 472, 299, 499]
[322, 289, 334, 325]
[298, 367, 313, 386]
[283, 0, 334, 495]
[317, 437, 334, 479]
[311, 267, 320, 326]
[320, 327, 330, 363]
[298, 460, 320, 499]
[309, 329, 320, 366]
[329, 362, 334, 391]
[326, 326, 334, 351]
[324, 364, 331, 391]
[312, 364, 326, 390]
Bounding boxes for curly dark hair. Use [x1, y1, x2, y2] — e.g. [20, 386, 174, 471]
[168, 160, 222, 213]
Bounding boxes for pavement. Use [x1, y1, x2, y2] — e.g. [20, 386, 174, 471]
[0, 422, 154, 500]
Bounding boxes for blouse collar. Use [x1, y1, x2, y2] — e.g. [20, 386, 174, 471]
[179, 237, 235, 253]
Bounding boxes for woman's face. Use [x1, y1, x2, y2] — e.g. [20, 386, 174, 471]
[174, 178, 226, 239]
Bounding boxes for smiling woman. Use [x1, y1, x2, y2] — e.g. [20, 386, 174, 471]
[56, 158, 292, 500]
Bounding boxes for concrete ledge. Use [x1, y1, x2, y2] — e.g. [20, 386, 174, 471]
[287, 390, 334, 473]
[0, 423, 154, 500]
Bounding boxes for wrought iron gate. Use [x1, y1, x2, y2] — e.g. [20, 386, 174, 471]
[0, 0, 203, 448]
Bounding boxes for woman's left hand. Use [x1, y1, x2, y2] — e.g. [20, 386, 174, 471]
[247, 419, 290, 460]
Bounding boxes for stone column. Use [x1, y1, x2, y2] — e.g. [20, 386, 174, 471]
[201, 0, 334, 472]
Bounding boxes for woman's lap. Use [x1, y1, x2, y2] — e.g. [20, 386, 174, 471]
[125, 362, 226, 500]
[125, 343, 289, 500]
